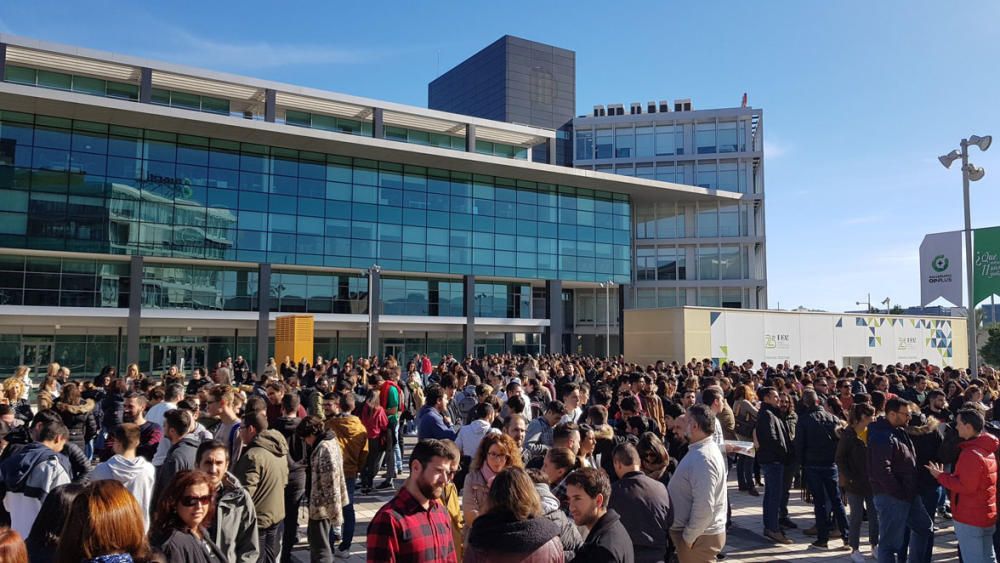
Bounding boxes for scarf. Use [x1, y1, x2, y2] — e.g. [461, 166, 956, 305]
[481, 464, 498, 487]
[84, 555, 134, 563]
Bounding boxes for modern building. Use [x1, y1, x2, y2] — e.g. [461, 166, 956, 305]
[573, 101, 767, 311]
[0, 35, 741, 377]
[428, 35, 575, 166]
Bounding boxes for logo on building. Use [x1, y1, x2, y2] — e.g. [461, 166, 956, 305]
[764, 334, 790, 350]
[932, 255, 949, 273]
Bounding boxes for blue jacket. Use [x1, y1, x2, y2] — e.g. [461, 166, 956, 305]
[416, 405, 457, 441]
[866, 417, 919, 500]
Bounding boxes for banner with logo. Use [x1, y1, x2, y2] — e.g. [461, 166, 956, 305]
[920, 231, 963, 306]
[974, 226, 1000, 305]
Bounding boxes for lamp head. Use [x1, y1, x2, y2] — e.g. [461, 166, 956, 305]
[939, 150, 961, 169]
[969, 135, 992, 152]
[967, 164, 986, 182]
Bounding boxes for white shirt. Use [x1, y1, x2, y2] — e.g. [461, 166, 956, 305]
[667, 435, 728, 546]
[145, 401, 176, 429]
[455, 420, 494, 458]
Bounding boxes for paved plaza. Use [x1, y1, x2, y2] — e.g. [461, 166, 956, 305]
[288, 437, 961, 562]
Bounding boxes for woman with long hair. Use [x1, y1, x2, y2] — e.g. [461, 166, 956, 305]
[464, 467, 563, 562]
[148, 470, 226, 563]
[835, 402, 879, 561]
[358, 386, 388, 494]
[0, 527, 28, 563]
[541, 447, 579, 514]
[25, 483, 86, 563]
[635, 432, 672, 488]
[462, 431, 522, 534]
[55, 382, 99, 455]
[1, 377, 31, 424]
[37, 376, 60, 412]
[732, 383, 759, 496]
[56, 480, 152, 563]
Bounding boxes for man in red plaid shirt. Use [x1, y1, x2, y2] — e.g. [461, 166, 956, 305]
[366, 439, 457, 563]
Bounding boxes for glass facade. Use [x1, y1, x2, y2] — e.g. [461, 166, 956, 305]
[5, 65, 139, 102]
[0, 111, 631, 283]
[0, 254, 130, 307]
[381, 277, 462, 316]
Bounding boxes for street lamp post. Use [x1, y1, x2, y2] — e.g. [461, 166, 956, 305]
[940, 134, 991, 374]
[600, 281, 614, 358]
[855, 293, 871, 313]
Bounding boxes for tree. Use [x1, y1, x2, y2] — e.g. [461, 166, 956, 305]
[889, 305, 905, 315]
[980, 326, 1000, 367]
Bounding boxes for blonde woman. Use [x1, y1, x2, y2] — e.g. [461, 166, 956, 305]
[13, 366, 32, 403]
[2, 377, 31, 423]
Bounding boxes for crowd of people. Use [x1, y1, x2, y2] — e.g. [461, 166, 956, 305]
[0, 354, 997, 563]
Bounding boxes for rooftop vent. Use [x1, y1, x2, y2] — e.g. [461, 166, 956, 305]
[608, 104, 624, 116]
[593, 105, 605, 117]
[674, 98, 692, 112]
[647, 101, 657, 114]
[659, 100, 670, 113]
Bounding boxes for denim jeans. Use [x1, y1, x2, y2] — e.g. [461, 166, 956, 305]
[384, 417, 399, 479]
[736, 454, 755, 490]
[338, 477, 357, 551]
[258, 522, 284, 563]
[873, 494, 932, 563]
[845, 492, 878, 551]
[280, 483, 306, 563]
[761, 462, 784, 532]
[804, 465, 849, 543]
[307, 518, 334, 563]
[954, 522, 997, 563]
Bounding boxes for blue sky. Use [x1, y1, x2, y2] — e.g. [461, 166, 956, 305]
[2, 0, 999, 312]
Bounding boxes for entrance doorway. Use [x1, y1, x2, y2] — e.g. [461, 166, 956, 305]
[151, 344, 208, 377]
[383, 339, 404, 362]
[20, 341, 53, 376]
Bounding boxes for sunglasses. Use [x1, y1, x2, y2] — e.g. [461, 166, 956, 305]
[180, 495, 212, 507]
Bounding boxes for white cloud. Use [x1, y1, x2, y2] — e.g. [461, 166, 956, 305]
[143, 28, 384, 70]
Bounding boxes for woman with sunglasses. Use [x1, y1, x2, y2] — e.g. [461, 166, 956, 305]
[149, 470, 226, 563]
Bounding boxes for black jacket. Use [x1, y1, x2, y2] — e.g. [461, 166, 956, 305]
[154, 528, 227, 563]
[55, 399, 99, 452]
[906, 415, 946, 491]
[465, 510, 563, 562]
[574, 509, 635, 563]
[754, 403, 791, 465]
[608, 471, 671, 563]
[270, 416, 307, 491]
[866, 418, 919, 501]
[835, 426, 871, 497]
[794, 405, 842, 466]
[100, 392, 124, 432]
[152, 434, 201, 509]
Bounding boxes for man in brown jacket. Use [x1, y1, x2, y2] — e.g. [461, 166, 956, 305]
[325, 392, 369, 555]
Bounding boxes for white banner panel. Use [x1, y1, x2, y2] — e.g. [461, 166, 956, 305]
[920, 231, 963, 306]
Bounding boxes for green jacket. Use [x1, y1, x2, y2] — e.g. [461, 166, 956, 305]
[233, 429, 289, 529]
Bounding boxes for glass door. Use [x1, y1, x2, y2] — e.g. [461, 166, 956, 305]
[151, 344, 209, 377]
[383, 339, 404, 362]
[20, 342, 53, 377]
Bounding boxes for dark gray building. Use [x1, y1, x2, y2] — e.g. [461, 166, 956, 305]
[429, 35, 575, 165]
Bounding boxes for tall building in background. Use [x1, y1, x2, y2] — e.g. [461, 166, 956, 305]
[573, 101, 767, 310]
[428, 35, 575, 165]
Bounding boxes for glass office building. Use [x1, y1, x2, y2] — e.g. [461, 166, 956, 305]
[573, 101, 767, 315]
[0, 35, 736, 376]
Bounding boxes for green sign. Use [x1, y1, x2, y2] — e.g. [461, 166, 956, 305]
[973, 226, 1000, 305]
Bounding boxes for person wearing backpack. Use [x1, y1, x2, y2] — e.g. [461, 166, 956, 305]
[733, 383, 759, 496]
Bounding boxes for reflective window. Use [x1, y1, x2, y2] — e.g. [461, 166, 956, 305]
[657, 247, 685, 280]
[614, 128, 633, 158]
[718, 121, 738, 153]
[697, 204, 718, 237]
[576, 129, 594, 160]
[698, 246, 719, 280]
[636, 247, 656, 280]
[655, 125, 683, 156]
[696, 122, 716, 154]
[698, 287, 720, 307]
[0, 255, 129, 307]
[720, 245, 742, 280]
[0, 111, 631, 284]
[595, 129, 613, 159]
[696, 162, 717, 189]
[636, 127, 654, 158]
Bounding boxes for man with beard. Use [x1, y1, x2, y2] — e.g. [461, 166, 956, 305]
[366, 439, 458, 562]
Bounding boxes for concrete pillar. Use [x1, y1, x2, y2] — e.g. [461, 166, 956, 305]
[463, 275, 475, 359]
[372, 108, 384, 139]
[547, 137, 558, 165]
[139, 68, 153, 104]
[545, 280, 563, 354]
[466, 124, 477, 153]
[617, 284, 627, 357]
[366, 268, 381, 357]
[126, 256, 143, 366]
[264, 89, 276, 123]
[256, 264, 271, 374]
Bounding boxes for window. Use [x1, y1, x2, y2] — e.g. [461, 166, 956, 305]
[696, 162, 717, 189]
[636, 247, 656, 280]
[5, 65, 138, 101]
[698, 287, 720, 307]
[150, 89, 230, 116]
[614, 128, 633, 158]
[636, 206, 655, 239]
[720, 245, 741, 279]
[718, 161, 739, 193]
[719, 203, 740, 237]
[697, 204, 718, 237]
[656, 247, 684, 280]
[654, 203, 683, 238]
[655, 125, 679, 156]
[696, 122, 716, 154]
[636, 288, 657, 309]
[636, 127, 654, 158]
[718, 121, 738, 153]
[722, 288, 742, 308]
[595, 130, 613, 159]
[576, 130, 594, 160]
[698, 247, 719, 280]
